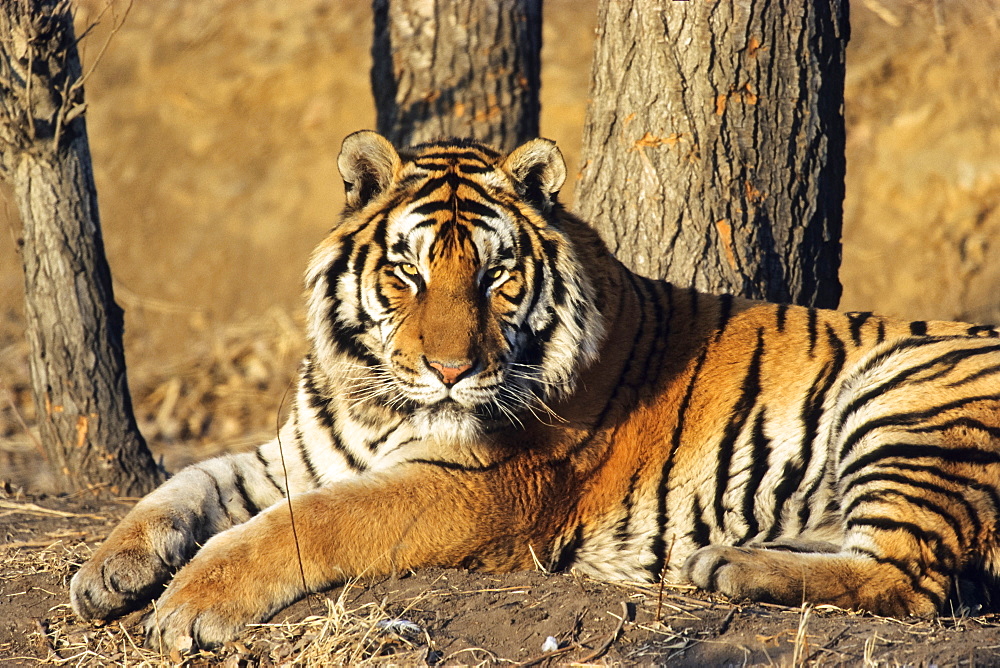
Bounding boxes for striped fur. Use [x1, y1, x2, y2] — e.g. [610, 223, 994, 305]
[71, 132, 1000, 649]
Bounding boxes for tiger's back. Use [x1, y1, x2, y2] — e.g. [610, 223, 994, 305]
[70, 132, 1000, 649]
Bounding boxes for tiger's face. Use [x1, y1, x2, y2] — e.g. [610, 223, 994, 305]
[305, 132, 605, 438]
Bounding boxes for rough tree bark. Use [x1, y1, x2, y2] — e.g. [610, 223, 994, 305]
[371, 0, 542, 152]
[577, 0, 849, 308]
[0, 0, 164, 495]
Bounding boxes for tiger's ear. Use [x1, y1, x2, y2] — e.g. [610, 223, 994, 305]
[502, 138, 566, 213]
[338, 131, 401, 209]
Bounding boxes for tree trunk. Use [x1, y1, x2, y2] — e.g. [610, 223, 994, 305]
[577, 0, 848, 308]
[0, 0, 164, 496]
[371, 0, 542, 152]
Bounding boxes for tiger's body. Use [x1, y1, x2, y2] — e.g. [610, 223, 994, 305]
[71, 132, 1000, 649]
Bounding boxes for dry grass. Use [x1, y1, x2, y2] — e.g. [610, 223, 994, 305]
[130, 307, 304, 451]
[7, 538, 448, 667]
[0, 308, 305, 487]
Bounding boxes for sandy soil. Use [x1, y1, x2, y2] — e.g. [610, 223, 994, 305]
[2, 491, 999, 666]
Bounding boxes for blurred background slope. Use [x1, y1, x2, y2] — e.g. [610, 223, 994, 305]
[1, 0, 998, 488]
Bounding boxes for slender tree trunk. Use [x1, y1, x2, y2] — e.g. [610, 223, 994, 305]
[371, 0, 542, 152]
[577, 0, 848, 308]
[0, 0, 164, 495]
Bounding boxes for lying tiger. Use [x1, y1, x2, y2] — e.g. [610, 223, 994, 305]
[71, 131, 1000, 649]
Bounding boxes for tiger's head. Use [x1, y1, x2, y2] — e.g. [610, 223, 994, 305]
[305, 131, 606, 439]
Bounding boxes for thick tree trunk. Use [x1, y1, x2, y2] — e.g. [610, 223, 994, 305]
[0, 0, 164, 495]
[371, 0, 542, 152]
[577, 0, 848, 308]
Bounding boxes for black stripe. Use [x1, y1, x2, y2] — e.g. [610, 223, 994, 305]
[909, 415, 1000, 440]
[650, 344, 711, 577]
[876, 320, 886, 343]
[458, 198, 501, 220]
[519, 228, 545, 319]
[552, 524, 585, 572]
[469, 218, 498, 234]
[303, 363, 337, 431]
[967, 325, 1000, 338]
[330, 424, 365, 473]
[373, 279, 393, 312]
[365, 422, 402, 452]
[457, 162, 494, 174]
[329, 323, 383, 368]
[690, 495, 711, 548]
[615, 470, 643, 547]
[301, 365, 368, 472]
[255, 447, 284, 494]
[455, 176, 503, 204]
[232, 469, 261, 517]
[716, 293, 734, 336]
[839, 392, 1000, 461]
[843, 475, 976, 538]
[837, 343, 1000, 435]
[205, 471, 236, 525]
[910, 321, 928, 336]
[495, 244, 516, 262]
[408, 456, 510, 472]
[410, 176, 448, 201]
[795, 324, 848, 530]
[848, 546, 944, 607]
[415, 149, 496, 162]
[390, 236, 409, 256]
[352, 244, 372, 325]
[293, 422, 321, 484]
[776, 303, 788, 332]
[841, 441, 1000, 480]
[846, 516, 957, 570]
[324, 238, 354, 305]
[411, 200, 450, 216]
[407, 219, 438, 235]
[846, 312, 873, 347]
[540, 236, 567, 306]
[412, 160, 452, 170]
[713, 328, 766, 528]
[889, 461, 1000, 515]
[739, 410, 771, 542]
[497, 281, 526, 308]
[763, 461, 802, 542]
[945, 361, 1000, 388]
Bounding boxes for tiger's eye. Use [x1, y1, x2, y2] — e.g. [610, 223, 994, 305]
[400, 263, 419, 276]
[485, 267, 505, 281]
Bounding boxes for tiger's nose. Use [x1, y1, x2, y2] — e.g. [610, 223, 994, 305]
[426, 359, 475, 386]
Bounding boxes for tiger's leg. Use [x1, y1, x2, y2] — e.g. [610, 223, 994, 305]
[70, 445, 289, 621]
[142, 464, 533, 651]
[684, 460, 999, 616]
[682, 543, 943, 616]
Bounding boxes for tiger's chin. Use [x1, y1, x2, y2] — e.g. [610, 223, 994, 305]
[411, 402, 485, 444]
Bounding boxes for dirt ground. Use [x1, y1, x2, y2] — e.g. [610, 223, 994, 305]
[2, 490, 999, 667]
[3, 0, 1000, 665]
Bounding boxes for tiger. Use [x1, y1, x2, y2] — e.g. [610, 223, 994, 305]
[70, 131, 1000, 650]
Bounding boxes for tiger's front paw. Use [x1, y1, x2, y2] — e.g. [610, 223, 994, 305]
[145, 575, 254, 652]
[70, 514, 194, 621]
[144, 528, 287, 651]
